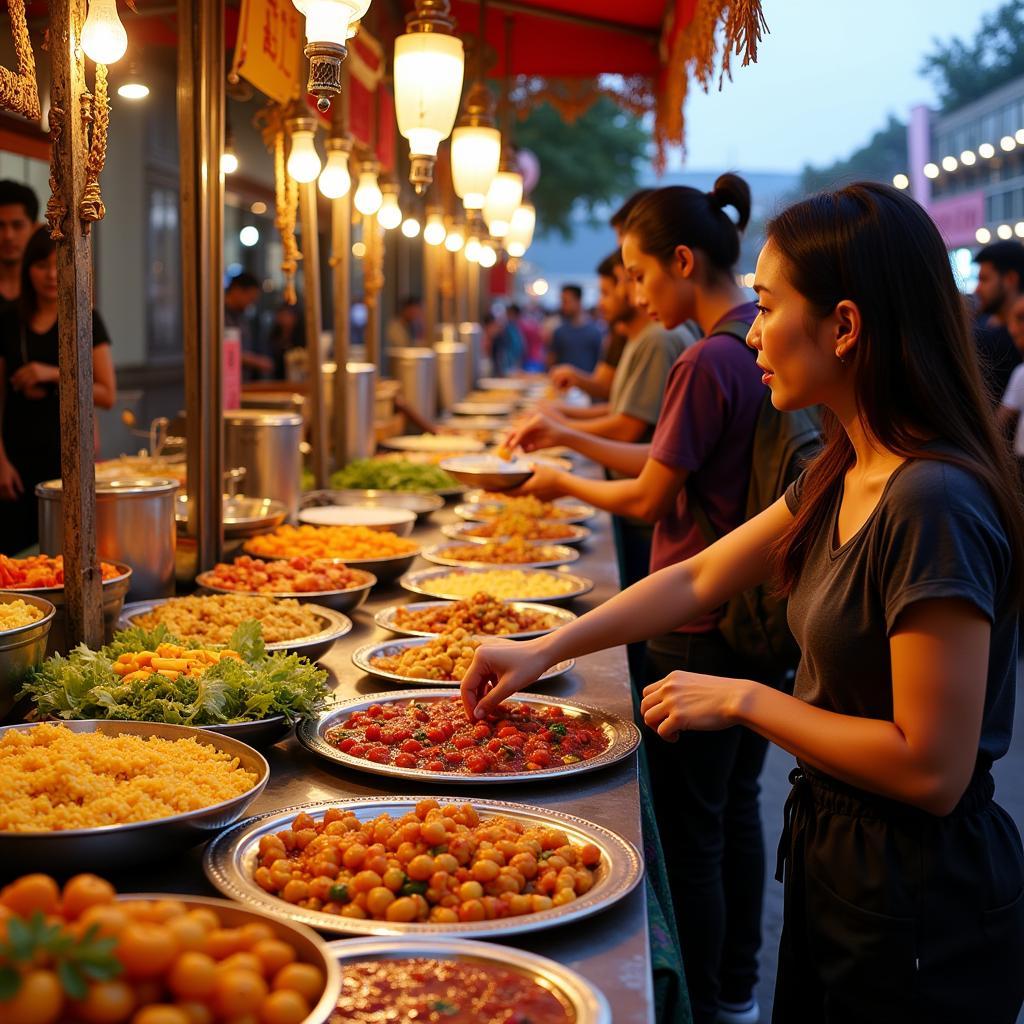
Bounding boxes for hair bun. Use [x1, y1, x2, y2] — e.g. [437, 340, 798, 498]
[708, 172, 752, 232]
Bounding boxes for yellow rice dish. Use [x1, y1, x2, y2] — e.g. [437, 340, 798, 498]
[0, 599, 44, 632]
[132, 593, 324, 646]
[0, 724, 259, 832]
[419, 568, 580, 599]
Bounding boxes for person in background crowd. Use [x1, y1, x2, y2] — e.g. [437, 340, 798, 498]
[549, 284, 603, 372]
[505, 177, 776, 1024]
[466, 182, 1024, 1024]
[268, 302, 306, 380]
[974, 241, 1024, 401]
[509, 304, 545, 372]
[995, 294, 1024, 468]
[0, 181, 37, 309]
[386, 295, 424, 349]
[491, 306, 525, 377]
[0, 227, 115, 554]
[350, 296, 368, 347]
[224, 271, 272, 380]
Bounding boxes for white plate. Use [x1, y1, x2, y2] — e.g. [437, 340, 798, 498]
[422, 541, 579, 571]
[298, 505, 417, 535]
[478, 377, 531, 391]
[452, 401, 515, 417]
[380, 434, 486, 453]
[373, 600, 577, 639]
[203, 797, 643, 938]
[351, 637, 575, 687]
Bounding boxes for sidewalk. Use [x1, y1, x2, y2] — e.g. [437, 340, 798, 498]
[753, 666, 1024, 1023]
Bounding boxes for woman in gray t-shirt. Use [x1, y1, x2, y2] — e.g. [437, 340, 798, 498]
[461, 183, 1024, 1024]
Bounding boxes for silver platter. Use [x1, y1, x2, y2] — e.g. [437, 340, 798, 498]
[459, 495, 597, 523]
[373, 600, 577, 640]
[241, 545, 421, 584]
[203, 796, 644, 938]
[119, 599, 353, 663]
[195, 567, 377, 614]
[297, 689, 640, 785]
[421, 542, 579, 571]
[400, 566, 595, 606]
[441, 521, 592, 548]
[350, 638, 575, 688]
[0, 720, 268, 872]
[327, 936, 611, 1024]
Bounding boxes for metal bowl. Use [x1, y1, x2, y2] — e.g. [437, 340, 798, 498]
[176, 495, 288, 540]
[439, 455, 535, 491]
[374, 600, 577, 640]
[298, 505, 417, 537]
[351, 637, 574, 688]
[0, 592, 55, 720]
[241, 544, 421, 585]
[441, 521, 592, 548]
[327, 936, 611, 1023]
[302, 488, 444, 521]
[118, 599, 353, 663]
[422, 542, 579, 571]
[477, 377, 531, 391]
[451, 401, 515, 417]
[455, 498, 597, 525]
[201, 715, 293, 748]
[131, 894, 342, 1024]
[204, 797, 643, 939]
[400, 566, 595, 605]
[299, 691, 639, 786]
[0, 720, 269, 871]
[196, 567, 377, 613]
[7, 561, 133, 656]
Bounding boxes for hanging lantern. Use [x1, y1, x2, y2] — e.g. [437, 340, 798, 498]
[353, 159, 383, 215]
[291, 0, 372, 112]
[286, 116, 322, 183]
[394, 0, 465, 195]
[451, 81, 501, 210]
[478, 240, 497, 269]
[423, 209, 447, 247]
[82, 0, 128, 64]
[505, 201, 535, 258]
[378, 180, 403, 230]
[482, 153, 523, 238]
[444, 216, 465, 252]
[319, 136, 353, 198]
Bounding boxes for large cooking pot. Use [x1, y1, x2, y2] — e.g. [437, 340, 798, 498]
[224, 409, 303, 522]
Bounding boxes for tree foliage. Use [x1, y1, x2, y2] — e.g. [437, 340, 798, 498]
[796, 115, 907, 196]
[921, 0, 1024, 113]
[514, 96, 647, 239]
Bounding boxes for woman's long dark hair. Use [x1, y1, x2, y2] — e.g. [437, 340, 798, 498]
[623, 172, 751, 274]
[18, 226, 55, 320]
[769, 182, 1024, 600]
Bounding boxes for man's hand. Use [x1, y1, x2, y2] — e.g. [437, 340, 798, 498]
[550, 364, 580, 391]
[504, 412, 566, 454]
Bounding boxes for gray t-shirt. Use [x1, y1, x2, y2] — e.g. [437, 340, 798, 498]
[609, 323, 691, 436]
[785, 450, 1017, 764]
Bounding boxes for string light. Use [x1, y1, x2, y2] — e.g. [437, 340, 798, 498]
[401, 215, 421, 238]
[960, 150, 976, 166]
[923, 163, 939, 179]
[892, 173, 909, 190]
[941, 155, 957, 172]
[976, 227, 992, 244]
[979, 143, 996, 159]
[81, 0, 128, 64]
[997, 223, 1014, 239]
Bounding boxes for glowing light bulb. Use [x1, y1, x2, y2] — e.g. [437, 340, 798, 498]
[979, 143, 996, 159]
[923, 162, 939, 179]
[239, 226, 259, 247]
[483, 170, 524, 238]
[401, 216, 421, 238]
[975, 227, 992, 244]
[444, 225, 465, 252]
[891, 173, 909, 190]
[354, 169, 383, 215]
[478, 242, 497, 268]
[221, 150, 239, 175]
[318, 145, 352, 199]
[378, 191, 402, 230]
[997, 223, 1013, 239]
[286, 127, 321, 183]
[941, 155, 957, 172]
[505, 202, 536, 258]
[1001, 135, 1017, 152]
[423, 212, 446, 247]
[960, 150, 976, 166]
[81, 0, 128, 64]
[464, 235, 481, 263]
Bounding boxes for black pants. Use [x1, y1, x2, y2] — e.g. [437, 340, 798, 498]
[643, 630, 773, 1024]
[611, 514, 653, 684]
[774, 764, 1024, 1024]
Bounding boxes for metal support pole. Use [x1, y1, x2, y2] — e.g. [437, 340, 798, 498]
[455, 250, 468, 324]
[364, 218, 382, 369]
[467, 261, 480, 324]
[331, 187, 351, 467]
[424, 240, 439, 344]
[299, 181, 328, 488]
[50, 0, 101, 647]
[178, 0, 224, 571]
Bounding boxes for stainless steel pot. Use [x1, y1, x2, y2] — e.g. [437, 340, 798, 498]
[36, 478, 177, 600]
[0, 592, 55, 720]
[390, 347, 437, 426]
[435, 341, 468, 414]
[458, 322, 484, 391]
[322, 361, 377, 462]
[224, 409, 303, 523]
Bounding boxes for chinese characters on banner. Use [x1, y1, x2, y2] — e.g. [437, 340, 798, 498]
[232, 0, 302, 105]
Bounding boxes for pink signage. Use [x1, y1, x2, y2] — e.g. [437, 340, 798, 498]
[927, 191, 985, 248]
[223, 328, 242, 410]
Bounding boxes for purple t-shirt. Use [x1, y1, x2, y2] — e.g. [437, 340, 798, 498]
[649, 302, 764, 633]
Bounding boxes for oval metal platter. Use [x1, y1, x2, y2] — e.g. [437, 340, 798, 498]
[327, 936, 611, 1024]
[350, 638, 575, 688]
[421, 542, 579, 571]
[399, 566, 595, 605]
[203, 796, 644, 938]
[194, 568, 377, 614]
[457, 496, 597, 524]
[118, 599, 353, 663]
[297, 690, 641, 785]
[440, 521, 592, 548]
[373, 600, 577, 640]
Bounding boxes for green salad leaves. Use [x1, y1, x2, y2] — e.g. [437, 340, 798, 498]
[19, 621, 331, 726]
[329, 458, 457, 493]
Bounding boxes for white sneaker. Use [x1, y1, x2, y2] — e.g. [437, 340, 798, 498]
[716, 998, 760, 1024]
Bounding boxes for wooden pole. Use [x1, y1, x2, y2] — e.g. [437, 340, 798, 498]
[467, 259, 480, 324]
[423, 237, 439, 344]
[329, 93, 352, 468]
[364, 215, 382, 369]
[455, 248, 468, 324]
[177, 0, 224, 570]
[49, 0, 102, 647]
[299, 178, 328, 488]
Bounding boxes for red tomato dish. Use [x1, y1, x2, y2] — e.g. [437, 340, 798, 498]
[325, 697, 610, 774]
[332, 957, 573, 1023]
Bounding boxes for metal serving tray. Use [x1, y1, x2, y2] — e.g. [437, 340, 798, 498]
[373, 600, 577, 640]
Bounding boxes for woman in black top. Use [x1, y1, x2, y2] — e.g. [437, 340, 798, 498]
[0, 227, 115, 553]
[461, 184, 1024, 1023]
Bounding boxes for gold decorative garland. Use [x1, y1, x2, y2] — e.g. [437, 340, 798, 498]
[0, 0, 41, 121]
[257, 102, 302, 305]
[78, 62, 110, 228]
